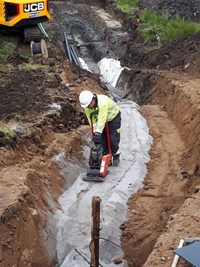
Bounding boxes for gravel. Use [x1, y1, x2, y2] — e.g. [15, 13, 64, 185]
[138, 0, 200, 22]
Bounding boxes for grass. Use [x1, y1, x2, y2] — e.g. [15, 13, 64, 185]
[0, 64, 14, 83]
[0, 34, 18, 59]
[114, 3, 200, 45]
[0, 125, 15, 139]
[139, 9, 200, 44]
[0, 63, 14, 72]
[0, 47, 13, 59]
[20, 50, 32, 59]
[116, 0, 138, 13]
[19, 63, 49, 71]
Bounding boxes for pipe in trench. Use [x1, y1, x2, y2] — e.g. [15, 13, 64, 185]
[171, 239, 185, 267]
[63, 32, 72, 62]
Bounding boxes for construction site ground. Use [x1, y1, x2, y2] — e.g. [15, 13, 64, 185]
[0, 1, 200, 267]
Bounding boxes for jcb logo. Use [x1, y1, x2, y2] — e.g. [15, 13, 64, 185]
[24, 2, 44, 12]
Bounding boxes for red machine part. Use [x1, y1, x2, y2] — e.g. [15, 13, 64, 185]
[99, 120, 112, 177]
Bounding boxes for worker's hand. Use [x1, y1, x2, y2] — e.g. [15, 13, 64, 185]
[93, 132, 102, 145]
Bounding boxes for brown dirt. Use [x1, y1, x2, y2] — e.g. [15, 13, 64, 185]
[121, 74, 200, 266]
[0, 4, 200, 267]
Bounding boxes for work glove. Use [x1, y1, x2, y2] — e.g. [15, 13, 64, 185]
[93, 132, 102, 146]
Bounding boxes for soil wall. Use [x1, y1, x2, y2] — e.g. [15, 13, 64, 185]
[150, 73, 200, 176]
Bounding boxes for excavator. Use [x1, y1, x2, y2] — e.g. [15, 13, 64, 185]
[0, 0, 50, 55]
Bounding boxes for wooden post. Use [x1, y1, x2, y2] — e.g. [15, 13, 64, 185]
[90, 196, 101, 267]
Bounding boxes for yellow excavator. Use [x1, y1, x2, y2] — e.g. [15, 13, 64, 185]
[0, 0, 50, 43]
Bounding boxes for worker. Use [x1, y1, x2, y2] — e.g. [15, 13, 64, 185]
[79, 90, 121, 166]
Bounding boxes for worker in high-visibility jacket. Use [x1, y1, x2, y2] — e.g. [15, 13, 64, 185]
[79, 90, 121, 166]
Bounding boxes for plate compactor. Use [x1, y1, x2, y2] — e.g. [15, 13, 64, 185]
[83, 112, 112, 182]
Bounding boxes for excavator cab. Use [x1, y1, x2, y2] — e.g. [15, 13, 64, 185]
[0, 0, 50, 43]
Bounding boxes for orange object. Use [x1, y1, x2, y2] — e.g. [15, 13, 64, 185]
[84, 111, 112, 181]
[99, 120, 112, 177]
[100, 154, 111, 177]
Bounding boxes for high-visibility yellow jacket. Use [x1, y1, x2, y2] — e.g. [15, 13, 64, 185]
[84, 94, 120, 133]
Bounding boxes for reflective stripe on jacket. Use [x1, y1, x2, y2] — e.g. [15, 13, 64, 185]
[84, 94, 120, 133]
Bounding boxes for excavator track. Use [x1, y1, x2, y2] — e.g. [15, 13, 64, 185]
[23, 25, 41, 43]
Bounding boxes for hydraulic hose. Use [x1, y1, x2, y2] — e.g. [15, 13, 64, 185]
[38, 23, 51, 41]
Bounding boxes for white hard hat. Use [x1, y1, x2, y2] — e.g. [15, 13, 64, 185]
[79, 90, 94, 108]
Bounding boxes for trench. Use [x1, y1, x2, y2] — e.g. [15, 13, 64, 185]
[45, 1, 200, 267]
[51, 1, 154, 105]
[0, 1, 199, 267]
[54, 102, 152, 266]
[50, 1, 155, 266]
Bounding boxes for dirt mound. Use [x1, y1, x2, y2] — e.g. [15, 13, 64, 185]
[139, 32, 200, 72]
[122, 31, 200, 74]
[0, 69, 53, 120]
[0, 58, 86, 147]
[0, 35, 104, 265]
[6, 53, 29, 65]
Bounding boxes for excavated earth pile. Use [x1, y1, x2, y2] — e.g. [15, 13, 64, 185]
[0, 0, 200, 266]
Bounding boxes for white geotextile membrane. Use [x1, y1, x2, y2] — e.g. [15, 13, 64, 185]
[55, 101, 152, 267]
[79, 57, 92, 72]
[98, 58, 128, 87]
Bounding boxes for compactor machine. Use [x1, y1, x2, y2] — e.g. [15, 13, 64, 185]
[0, 0, 50, 43]
[83, 111, 112, 182]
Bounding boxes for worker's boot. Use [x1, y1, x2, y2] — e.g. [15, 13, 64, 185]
[113, 154, 120, 167]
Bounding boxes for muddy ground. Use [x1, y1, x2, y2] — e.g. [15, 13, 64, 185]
[0, 0, 200, 267]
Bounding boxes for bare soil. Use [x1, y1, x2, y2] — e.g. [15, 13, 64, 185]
[0, 1, 200, 267]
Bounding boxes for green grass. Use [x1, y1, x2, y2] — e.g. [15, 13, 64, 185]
[0, 47, 13, 59]
[0, 34, 18, 59]
[19, 63, 49, 71]
[20, 50, 32, 59]
[116, 0, 138, 13]
[0, 64, 14, 83]
[0, 125, 15, 139]
[115, 3, 200, 44]
[0, 63, 14, 72]
[139, 9, 200, 44]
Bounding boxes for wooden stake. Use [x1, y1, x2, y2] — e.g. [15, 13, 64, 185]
[90, 196, 101, 267]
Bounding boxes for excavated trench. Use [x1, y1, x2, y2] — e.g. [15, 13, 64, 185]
[52, 1, 129, 73]
[48, 2, 200, 267]
[0, 1, 197, 267]
[49, 2, 159, 266]
[51, 1, 156, 105]
[1, 1, 200, 266]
